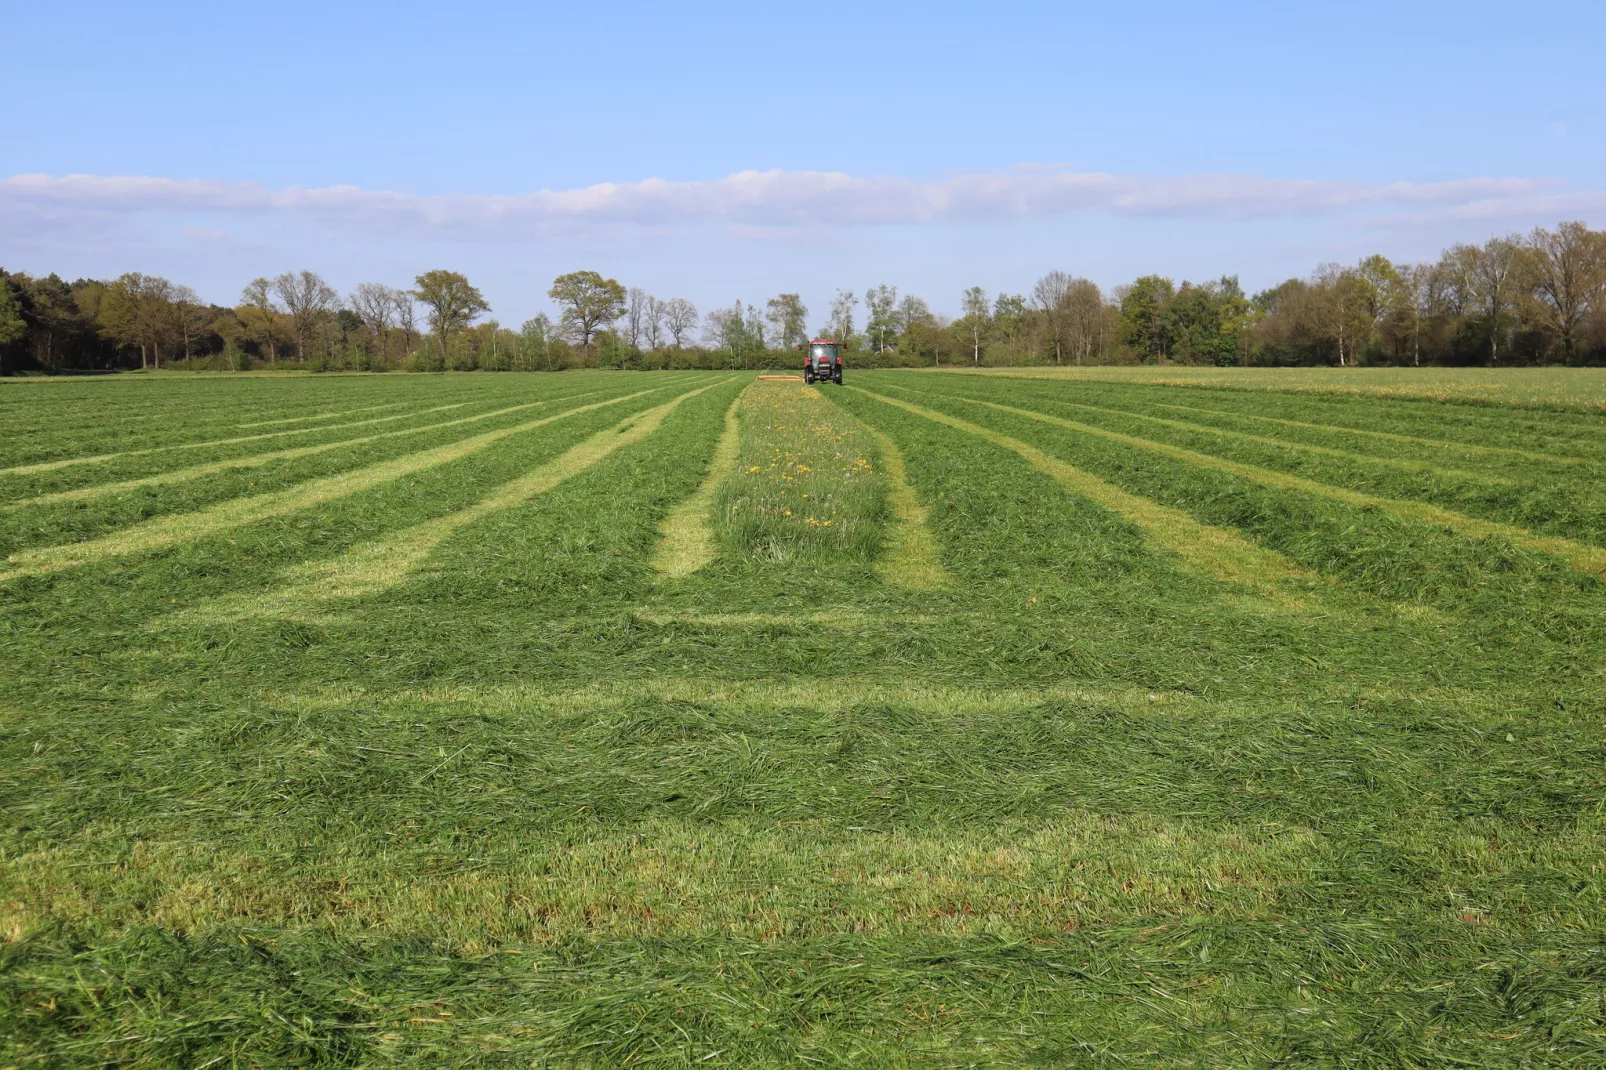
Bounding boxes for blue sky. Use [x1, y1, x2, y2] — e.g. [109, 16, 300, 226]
[3, 0, 1603, 326]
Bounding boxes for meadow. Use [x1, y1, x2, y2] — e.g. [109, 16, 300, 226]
[947, 364, 1606, 412]
[2, 368, 1605, 1066]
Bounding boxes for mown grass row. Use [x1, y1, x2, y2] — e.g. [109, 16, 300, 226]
[0, 375, 510, 465]
[898, 374, 1606, 547]
[0, 380, 702, 562]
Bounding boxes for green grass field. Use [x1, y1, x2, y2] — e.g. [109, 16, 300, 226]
[941, 364, 1606, 412]
[3, 369, 1605, 1066]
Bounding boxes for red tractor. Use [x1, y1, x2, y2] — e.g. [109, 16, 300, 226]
[799, 339, 844, 385]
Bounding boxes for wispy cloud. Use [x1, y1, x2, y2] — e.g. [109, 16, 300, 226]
[0, 167, 1586, 239]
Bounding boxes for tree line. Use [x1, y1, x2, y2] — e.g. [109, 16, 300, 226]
[3, 220, 1604, 374]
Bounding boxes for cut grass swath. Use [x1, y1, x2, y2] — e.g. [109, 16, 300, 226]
[949, 392, 1606, 578]
[0, 387, 668, 582]
[235, 401, 412, 429]
[191, 381, 731, 619]
[0, 401, 476, 477]
[851, 385, 1313, 600]
[1005, 392, 1515, 484]
[5, 390, 622, 507]
[861, 422, 949, 590]
[1148, 397, 1585, 464]
[651, 385, 748, 578]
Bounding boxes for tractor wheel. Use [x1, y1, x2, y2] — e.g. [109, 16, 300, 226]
[803, 371, 813, 384]
[835, 372, 844, 385]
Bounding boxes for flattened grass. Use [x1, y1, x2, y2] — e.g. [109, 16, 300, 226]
[851, 385, 1315, 601]
[652, 386, 747, 578]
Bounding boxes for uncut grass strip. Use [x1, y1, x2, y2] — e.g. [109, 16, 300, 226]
[860, 422, 950, 590]
[937, 392, 1606, 579]
[848, 386, 1314, 599]
[0, 401, 478, 477]
[0, 386, 675, 583]
[188, 380, 734, 618]
[712, 381, 888, 566]
[5, 389, 630, 508]
[652, 385, 749, 578]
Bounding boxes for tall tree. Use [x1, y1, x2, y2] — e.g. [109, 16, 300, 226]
[1032, 270, 1072, 363]
[959, 286, 990, 364]
[644, 296, 666, 350]
[1444, 239, 1519, 363]
[170, 285, 211, 361]
[548, 270, 625, 347]
[864, 284, 898, 353]
[1398, 263, 1445, 367]
[765, 293, 809, 348]
[272, 270, 338, 361]
[1355, 254, 1402, 357]
[412, 270, 489, 366]
[391, 287, 419, 354]
[992, 293, 1027, 351]
[100, 273, 175, 368]
[1311, 263, 1370, 366]
[1117, 275, 1175, 361]
[238, 278, 281, 362]
[894, 294, 933, 337]
[703, 302, 756, 368]
[1525, 221, 1606, 364]
[350, 282, 397, 360]
[1064, 278, 1104, 364]
[0, 277, 25, 367]
[1471, 236, 1521, 363]
[663, 298, 698, 348]
[827, 289, 857, 347]
[520, 313, 559, 370]
[624, 287, 651, 350]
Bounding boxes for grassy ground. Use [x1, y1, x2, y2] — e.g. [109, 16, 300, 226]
[3, 368, 1605, 1066]
[937, 364, 1606, 412]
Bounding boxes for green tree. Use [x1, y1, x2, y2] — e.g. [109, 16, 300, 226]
[1525, 221, 1606, 364]
[959, 286, 990, 364]
[1169, 277, 1252, 366]
[992, 293, 1027, 351]
[826, 289, 857, 349]
[0, 275, 28, 348]
[238, 278, 282, 362]
[99, 272, 176, 368]
[412, 270, 489, 368]
[864, 284, 898, 353]
[519, 313, 559, 371]
[1117, 275, 1176, 361]
[548, 270, 625, 348]
[765, 293, 809, 349]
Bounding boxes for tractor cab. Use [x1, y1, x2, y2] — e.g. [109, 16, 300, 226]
[799, 339, 844, 385]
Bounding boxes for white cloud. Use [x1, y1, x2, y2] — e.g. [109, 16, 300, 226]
[0, 167, 1584, 240]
